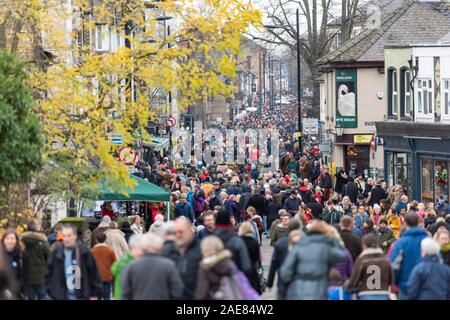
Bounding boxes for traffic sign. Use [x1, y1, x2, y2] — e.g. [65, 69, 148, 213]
[111, 135, 122, 145]
[118, 146, 138, 165]
[293, 132, 302, 139]
[166, 116, 177, 127]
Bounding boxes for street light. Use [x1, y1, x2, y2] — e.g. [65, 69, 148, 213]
[265, 8, 302, 151]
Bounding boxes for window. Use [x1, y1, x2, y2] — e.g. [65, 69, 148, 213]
[417, 79, 433, 116]
[400, 68, 412, 117]
[443, 79, 450, 118]
[95, 24, 110, 51]
[388, 68, 398, 116]
[421, 158, 433, 202]
[335, 32, 341, 49]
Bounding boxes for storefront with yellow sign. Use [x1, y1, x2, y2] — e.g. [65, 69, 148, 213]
[333, 133, 383, 180]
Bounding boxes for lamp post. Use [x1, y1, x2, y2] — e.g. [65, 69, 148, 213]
[265, 8, 302, 151]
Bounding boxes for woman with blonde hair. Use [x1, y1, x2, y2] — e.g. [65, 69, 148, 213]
[195, 236, 235, 300]
[238, 222, 262, 294]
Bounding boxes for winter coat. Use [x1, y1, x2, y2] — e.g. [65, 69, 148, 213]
[387, 214, 402, 239]
[174, 201, 195, 222]
[306, 201, 323, 220]
[369, 187, 387, 206]
[90, 243, 117, 282]
[121, 253, 184, 300]
[194, 196, 208, 216]
[247, 194, 268, 216]
[46, 242, 102, 300]
[239, 192, 252, 211]
[300, 161, 312, 180]
[149, 220, 167, 237]
[389, 227, 429, 293]
[311, 164, 321, 182]
[241, 233, 262, 294]
[176, 237, 203, 300]
[270, 223, 289, 247]
[331, 248, 353, 282]
[280, 224, 345, 300]
[319, 173, 332, 189]
[111, 252, 134, 299]
[378, 227, 396, 254]
[407, 255, 450, 300]
[334, 172, 348, 194]
[345, 248, 394, 297]
[298, 186, 312, 204]
[267, 202, 282, 229]
[161, 240, 180, 264]
[339, 229, 362, 262]
[4, 249, 29, 298]
[120, 227, 134, 243]
[342, 182, 359, 204]
[283, 197, 301, 215]
[21, 231, 49, 286]
[224, 200, 241, 222]
[214, 228, 252, 274]
[267, 236, 289, 298]
[322, 208, 343, 226]
[104, 229, 130, 260]
[195, 250, 235, 300]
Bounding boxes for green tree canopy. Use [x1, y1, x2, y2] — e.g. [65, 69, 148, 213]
[0, 50, 43, 187]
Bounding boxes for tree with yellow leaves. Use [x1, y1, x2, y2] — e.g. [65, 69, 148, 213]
[0, 0, 261, 216]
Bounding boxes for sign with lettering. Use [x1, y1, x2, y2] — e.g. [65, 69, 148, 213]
[336, 69, 357, 128]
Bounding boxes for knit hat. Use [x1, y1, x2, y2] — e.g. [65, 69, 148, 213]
[396, 201, 407, 212]
[215, 209, 231, 225]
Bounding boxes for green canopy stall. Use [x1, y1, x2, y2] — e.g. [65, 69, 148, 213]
[91, 175, 171, 221]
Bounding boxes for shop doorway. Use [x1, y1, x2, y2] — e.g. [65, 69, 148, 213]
[345, 145, 370, 178]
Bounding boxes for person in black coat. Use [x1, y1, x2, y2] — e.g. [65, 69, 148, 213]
[46, 225, 102, 300]
[334, 169, 348, 194]
[338, 216, 362, 262]
[172, 218, 203, 300]
[246, 188, 268, 217]
[1, 230, 29, 299]
[342, 181, 359, 204]
[120, 221, 134, 243]
[239, 223, 262, 294]
[368, 182, 387, 207]
[306, 196, 323, 220]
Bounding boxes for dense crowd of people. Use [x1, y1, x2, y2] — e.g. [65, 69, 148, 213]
[1, 104, 450, 300]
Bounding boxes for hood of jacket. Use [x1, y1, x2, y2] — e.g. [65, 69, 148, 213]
[21, 231, 48, 247]
[403, 227, 428, 238]
[200, 250, 233, 271]
[360, 247, 384, 257]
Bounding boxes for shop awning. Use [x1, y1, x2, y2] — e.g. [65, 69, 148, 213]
[94, 175, 170, 202]
[142, 136, 170, 151]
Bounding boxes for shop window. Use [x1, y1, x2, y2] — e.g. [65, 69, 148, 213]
[387, 152, 394, 187]
[421, 158, 433, 202]
[400, 68, 412, 117]
[434, 160, 449, 203]
[388, 68, 398, 116]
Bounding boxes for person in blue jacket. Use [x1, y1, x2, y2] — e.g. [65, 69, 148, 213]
[407, 237, 450, 300]
[389, 212, 429, 300]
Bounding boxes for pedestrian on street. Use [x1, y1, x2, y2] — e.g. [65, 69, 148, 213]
[130, 215, 144, 235]
[345, 234, 394, 300]
[20, 221, 50, 300]
[238, 222, 262, 294]
[195, 236, 238, 300]
[407, 238, 450, 300]
[174, 193, 196, 222]
[46, 224, 102, 300]
[149, 214, 167, 237]
[270, 210, 290, 247]
[104, 222, 130, 260]
[121, 232, 183, 300]
[1, 230, 29, 299]
[280, 220, 345, 300]
[90, 232, 117, 300]
[339, 216, 362, 262]
[389, 212, 429, 300]
[378, 218, 396, 254]
[283, 190, 301, 216]
[173, 217, 203, 300]
[111, 234, 146, 300]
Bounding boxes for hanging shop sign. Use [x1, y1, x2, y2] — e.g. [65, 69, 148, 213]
[336, 68, 357, 128]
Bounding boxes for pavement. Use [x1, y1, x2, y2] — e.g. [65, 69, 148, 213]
[260, 236, 277, 300]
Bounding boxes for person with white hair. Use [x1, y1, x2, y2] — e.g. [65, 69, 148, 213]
[121, 232, 184, 300]
[111, 234, 146, 300]
[149, 214, 167, 237]
[407, 237, 450, 300]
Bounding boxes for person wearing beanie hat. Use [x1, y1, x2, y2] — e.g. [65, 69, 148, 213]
[396, 201, 407, 214]
[213, 209, 252, 274]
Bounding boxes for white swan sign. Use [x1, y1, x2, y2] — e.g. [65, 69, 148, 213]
[336, 69, 357, 128]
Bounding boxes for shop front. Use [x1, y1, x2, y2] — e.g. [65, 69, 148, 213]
[335, 134, 377, 179]
[377, 122, 450, 202]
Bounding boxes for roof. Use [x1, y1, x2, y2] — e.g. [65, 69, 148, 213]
[318, 1, 450, 65]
